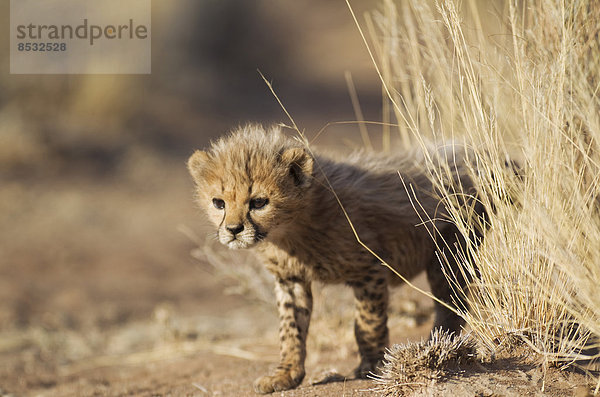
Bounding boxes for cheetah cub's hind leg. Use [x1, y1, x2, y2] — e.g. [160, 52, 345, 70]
[426, 229, 471, 334]
[349, 275, 389, 379]
[253, 276, 313, 394]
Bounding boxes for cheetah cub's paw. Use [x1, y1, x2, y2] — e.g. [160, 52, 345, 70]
[353, 359, 384, 379]
[253, 370, 304, 394]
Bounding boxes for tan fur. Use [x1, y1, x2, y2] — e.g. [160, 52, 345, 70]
[188, 124, 485, 393]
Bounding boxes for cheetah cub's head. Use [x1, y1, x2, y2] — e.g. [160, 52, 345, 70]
[187, 125, 314, 249]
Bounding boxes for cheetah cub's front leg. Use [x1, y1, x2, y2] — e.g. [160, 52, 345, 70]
[351, 276, 389, 378]
[254, 276, 312, 394]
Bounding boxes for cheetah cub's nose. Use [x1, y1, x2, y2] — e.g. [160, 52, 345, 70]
[226, 224, 244, 235]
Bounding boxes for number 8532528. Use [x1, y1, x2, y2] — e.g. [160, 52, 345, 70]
[17, 42, 66, 51]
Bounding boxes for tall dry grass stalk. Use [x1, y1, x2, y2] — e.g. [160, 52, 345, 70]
[364, 0, 600, 371]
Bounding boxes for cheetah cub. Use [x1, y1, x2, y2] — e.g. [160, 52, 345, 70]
[188, 124, 485, 393]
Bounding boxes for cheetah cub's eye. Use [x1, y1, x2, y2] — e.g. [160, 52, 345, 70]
[249, 198, 269, 210]
[212, 198, 225, 210]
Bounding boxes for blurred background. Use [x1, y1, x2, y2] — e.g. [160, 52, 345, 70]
[0, 1, 402, 395]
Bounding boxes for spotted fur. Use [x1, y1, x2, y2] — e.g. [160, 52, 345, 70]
[188, 124, 485, 393]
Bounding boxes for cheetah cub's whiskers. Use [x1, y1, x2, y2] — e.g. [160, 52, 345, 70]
[187, 124, 486, 394]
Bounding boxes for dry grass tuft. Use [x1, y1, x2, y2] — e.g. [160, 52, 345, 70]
[360, 0, 600, 389]
[373, 329, 478, 395]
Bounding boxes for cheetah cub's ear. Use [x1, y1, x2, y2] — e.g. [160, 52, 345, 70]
[280, 147, 314, 188]
[187, 150, 210, 184]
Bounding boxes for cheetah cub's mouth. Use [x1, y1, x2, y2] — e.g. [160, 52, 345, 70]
[225, 238, 251, 249]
